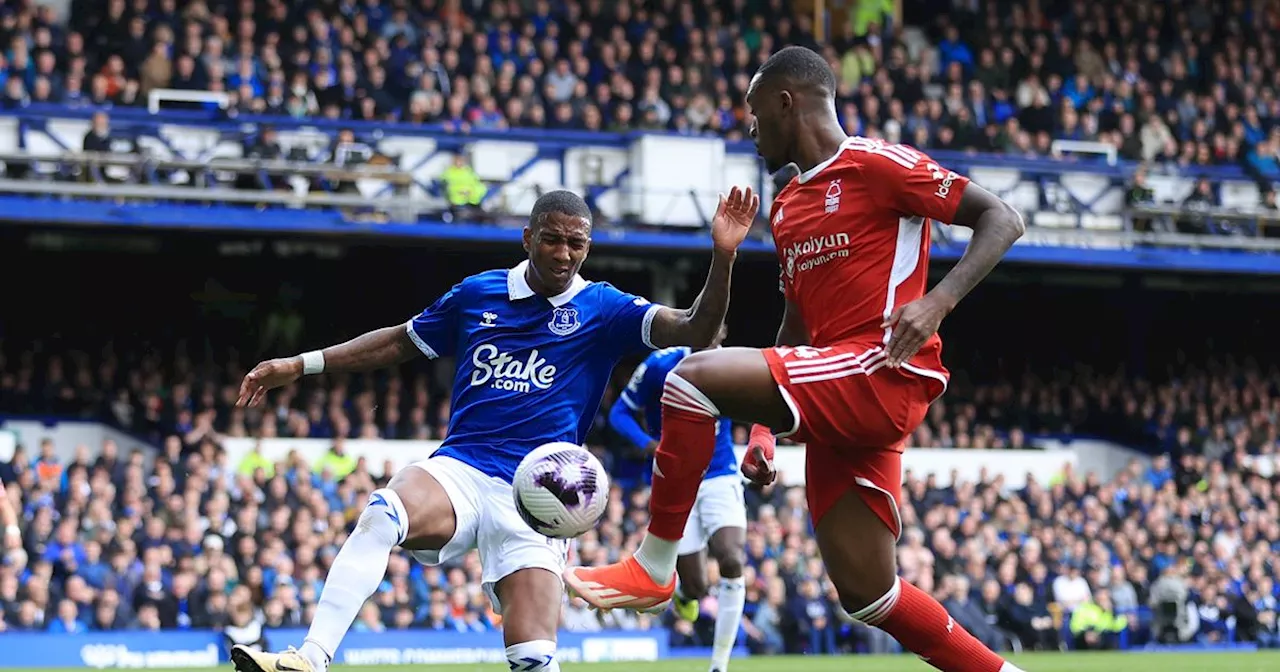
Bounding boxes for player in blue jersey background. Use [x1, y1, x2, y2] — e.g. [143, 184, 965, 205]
[229, 187, 758, 672]
[609, 331, 747, 672]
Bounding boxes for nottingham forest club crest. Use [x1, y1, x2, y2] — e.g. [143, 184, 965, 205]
[548, 307, 582, 336]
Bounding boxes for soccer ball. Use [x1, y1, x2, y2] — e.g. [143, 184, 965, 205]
[513, 442, 609, 539]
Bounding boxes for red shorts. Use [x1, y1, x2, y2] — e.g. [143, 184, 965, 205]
[762, 343, 947, 538]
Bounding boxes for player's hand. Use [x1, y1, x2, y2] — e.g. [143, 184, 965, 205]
[710, 186, 759, 255]
[741, 424, 777, 487]
[881, 292, 955, 368]
[237, 357, 304, 407]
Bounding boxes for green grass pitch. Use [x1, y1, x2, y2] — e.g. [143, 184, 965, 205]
[37, 650, 1280, 672]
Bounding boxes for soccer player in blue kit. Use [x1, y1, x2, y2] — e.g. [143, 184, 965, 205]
[609, 333, 746, 672]
[229, 187, 758, 672]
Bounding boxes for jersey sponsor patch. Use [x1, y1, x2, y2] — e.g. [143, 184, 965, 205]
[469, 343, 557, 393]
[782, 232, 851, 279]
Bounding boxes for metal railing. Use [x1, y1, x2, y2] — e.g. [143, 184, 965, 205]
[0, 151, 1278, 254]
[938, 206, 1280, 252]
[0, 150, 422, 218]
[0, 150, 415, 185]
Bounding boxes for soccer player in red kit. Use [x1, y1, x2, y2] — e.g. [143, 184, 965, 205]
[565, 46, 1027, 672]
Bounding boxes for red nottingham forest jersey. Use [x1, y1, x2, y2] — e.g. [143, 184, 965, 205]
[770, 137, 969, 382]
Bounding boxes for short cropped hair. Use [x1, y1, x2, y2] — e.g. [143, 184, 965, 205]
[756, 45, 836, 96]
[529, 190, 592, 228]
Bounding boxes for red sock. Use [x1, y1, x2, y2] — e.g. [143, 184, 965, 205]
[867, 579, 1008, 672]
[648, 373, 718, 541]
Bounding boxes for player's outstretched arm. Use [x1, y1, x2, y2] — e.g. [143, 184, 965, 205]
[608, 399, 659, 455]
[649, 186, 759, 349]
[883, 181, 1024, 367]
[236, 325, 418, 407]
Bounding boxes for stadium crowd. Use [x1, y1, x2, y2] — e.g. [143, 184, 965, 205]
[3, 340, 1279, 467]
[0, 0, 1269, 179]
[2, 338, 1280, 653]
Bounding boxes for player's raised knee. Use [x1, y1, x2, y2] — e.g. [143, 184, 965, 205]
[360, 488, 409, 546]
[663, 357, 721, 418]
[670, 349, 720, 389]
[505, 639, 559, 672]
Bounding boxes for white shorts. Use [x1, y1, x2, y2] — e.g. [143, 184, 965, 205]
[406, 456, 570, 614]
[677, 474, 748, 556]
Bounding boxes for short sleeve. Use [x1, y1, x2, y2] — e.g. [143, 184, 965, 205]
[601, 283, 664, 355]
[405, 283, 463, 359]
[854, 141, 971, 223]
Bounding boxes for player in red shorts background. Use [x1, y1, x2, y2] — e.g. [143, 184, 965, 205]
[565, 46, 1027, 672]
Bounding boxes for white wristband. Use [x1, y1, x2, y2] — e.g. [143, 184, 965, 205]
[301, 350, 325, 375]
[4, 525, 18, 537]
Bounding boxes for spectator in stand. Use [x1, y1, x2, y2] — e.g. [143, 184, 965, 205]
[440, 152, 488, 220]
[999, 583, 1058, 652]
[1053, 563, 1093, 613]
[47, 599, 87, 634]
[940, 575, 1005, 653]
[1069, 590, 1128, 650]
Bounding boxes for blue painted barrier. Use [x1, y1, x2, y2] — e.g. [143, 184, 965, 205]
[5, 194, 1280, 274]
[0, 630, 223, 668]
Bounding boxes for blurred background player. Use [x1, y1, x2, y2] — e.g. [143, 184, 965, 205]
[228, 188, 756, 672]
[609, 326, 746, 672]
[566, 46, 1027, 672]
[0, 477, 18, 554]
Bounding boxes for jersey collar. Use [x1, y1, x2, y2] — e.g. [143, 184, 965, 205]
[507, 260, 589, 307]
[797, 136, 857, 184]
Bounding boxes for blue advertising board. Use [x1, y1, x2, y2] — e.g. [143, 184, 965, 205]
[0, 629, 669, 668]
[0, 631, 222, 668]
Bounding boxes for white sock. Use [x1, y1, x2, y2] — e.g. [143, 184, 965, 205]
[633, 534, 679, 585]
[506, 639, 560, 671]
[1000, 664, 1026, 672]
[709, 577, 745, 671]
[301, 489, 408, 670]
[298, 641, 332, 672]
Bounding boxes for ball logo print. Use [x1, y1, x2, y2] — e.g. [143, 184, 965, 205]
[512, 442, 609, 539]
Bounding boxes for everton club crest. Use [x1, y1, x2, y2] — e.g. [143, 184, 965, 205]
[548, 307, 581, 336]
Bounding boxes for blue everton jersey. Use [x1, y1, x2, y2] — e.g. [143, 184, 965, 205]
[407, 261, 662, 482]
[614, 347, 738, 483]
